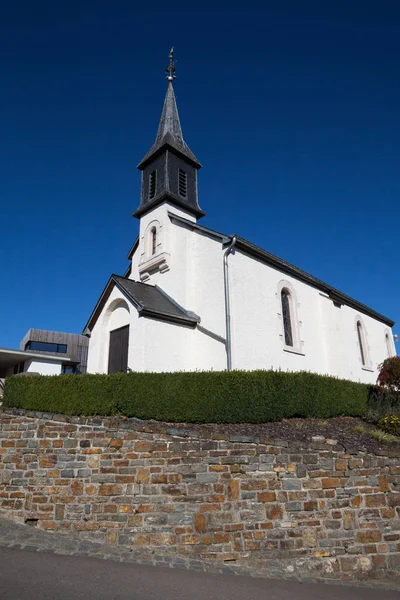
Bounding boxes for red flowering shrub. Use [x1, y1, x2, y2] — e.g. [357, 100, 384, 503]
[377, 356, 400, 392]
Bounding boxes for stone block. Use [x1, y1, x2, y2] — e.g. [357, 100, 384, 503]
[266, 504, 284, 520]
[99, 484, 122, 496]
[343, 510, 357, 530]
[241, 479, 266, 491]
[257, 491, 276, 503]
[227, 479, 240, 500]
[196, 473, 218, 483]
[60, 469, 75, 478]
[77, 469, 91, 478]
[387, 493, 400, 507]
[134, 441, 151, 452]
[181, 534, 200, 545]
[70, 480, 83, 495]
[109, 439, 124, 448]
[194, 513, 206, 533]
[136, 467, 149, 484]
[365, 494, 386, 507]
[322, 478, 340, 489]
[357, 530, 382, 544]
[340, 556, 358, 572]
[214, 532, 230, 544]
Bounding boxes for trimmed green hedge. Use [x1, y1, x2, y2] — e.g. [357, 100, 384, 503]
[3, 370, 369, 423]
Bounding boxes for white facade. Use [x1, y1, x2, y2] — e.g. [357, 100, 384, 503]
[87, 200, 395, 383]
[0, 347, 67, 378]
[24, 358, 63, 375]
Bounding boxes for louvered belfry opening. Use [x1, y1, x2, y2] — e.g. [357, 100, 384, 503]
[149, 170, 157, 199]
[178, 168, 187, 198]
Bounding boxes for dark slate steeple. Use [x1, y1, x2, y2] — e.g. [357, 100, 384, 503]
[134, 50, 205, 219]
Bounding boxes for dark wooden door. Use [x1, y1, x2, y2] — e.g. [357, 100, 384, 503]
[108, 325, 129, 374]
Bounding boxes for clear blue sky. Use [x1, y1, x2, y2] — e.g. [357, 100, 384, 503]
[1, 1, 399, 349]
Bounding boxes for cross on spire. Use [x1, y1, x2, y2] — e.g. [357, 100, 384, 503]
[166, 47, 176, 81]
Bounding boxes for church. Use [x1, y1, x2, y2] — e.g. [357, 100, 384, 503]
[84, 53, 395, 384]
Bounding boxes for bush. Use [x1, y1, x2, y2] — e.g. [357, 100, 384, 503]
[377, 356, 400, 392]
[3, 370, 369, 423]
[379, 415, 400, 437]
[366, 385, 400, 422]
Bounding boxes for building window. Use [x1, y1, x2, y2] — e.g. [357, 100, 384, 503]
[178, 168, 187, 198]
[25, 341, 67, 353]
[149, 170, 157, 199]
[62, 365, 80, 374]
[357, 321, 367, 366]
[151, 227, 157, 255]
[385, 332, 392, 358]
[281, 289, 293, 347]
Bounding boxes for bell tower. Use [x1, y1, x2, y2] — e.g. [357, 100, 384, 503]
[133, 49, 205, 220]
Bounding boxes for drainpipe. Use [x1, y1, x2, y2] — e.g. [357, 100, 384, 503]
[224, 236, 237, 371]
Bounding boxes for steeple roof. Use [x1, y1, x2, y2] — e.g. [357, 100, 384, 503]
[137, 82, 201, 170]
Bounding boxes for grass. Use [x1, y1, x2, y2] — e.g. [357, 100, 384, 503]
[368, 429, 398, 443]
[353, 424, 366, 434]
[352, 423, 398, 444]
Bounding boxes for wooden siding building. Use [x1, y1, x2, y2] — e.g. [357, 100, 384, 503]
[20, 329, 89, 374]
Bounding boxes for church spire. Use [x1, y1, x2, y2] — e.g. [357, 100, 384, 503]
[137, 50, 201, 170]
[134, 51, 205, 220]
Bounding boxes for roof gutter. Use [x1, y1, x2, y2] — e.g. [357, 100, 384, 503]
[224, 236, 237, 371]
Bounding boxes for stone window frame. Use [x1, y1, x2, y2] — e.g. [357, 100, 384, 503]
[138, 219, 170, 282]
[355, 316, 372, 371]
[144, 219, 162, 260]
[276, 280, 304, 356]
[385, 329, 394, 358]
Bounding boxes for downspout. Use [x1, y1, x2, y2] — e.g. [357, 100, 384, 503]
[224, 236, 237, 371]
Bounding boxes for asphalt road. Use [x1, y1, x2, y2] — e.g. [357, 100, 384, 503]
[0, 546, 398, 600]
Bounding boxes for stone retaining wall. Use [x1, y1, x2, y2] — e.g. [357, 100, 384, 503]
[0, 409, 399, 584]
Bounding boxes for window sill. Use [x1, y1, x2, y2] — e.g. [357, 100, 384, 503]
[283, 346, 305, 356]
[139, 252, 170, 281]
[361, 366, 374, 373]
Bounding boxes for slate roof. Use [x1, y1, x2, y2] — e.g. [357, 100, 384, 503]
[168, 212, 395, 327]
[83, 275, 199, 333]
[137, 82, 201, 170]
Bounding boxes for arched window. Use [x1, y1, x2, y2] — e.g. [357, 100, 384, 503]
[281, 289, 293, 347]
[386, 332, 392, 358]
[357, 320, 367, 366]
[151, 227, 157, 255]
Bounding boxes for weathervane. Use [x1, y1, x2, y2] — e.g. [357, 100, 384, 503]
[166, 47, 176, 81]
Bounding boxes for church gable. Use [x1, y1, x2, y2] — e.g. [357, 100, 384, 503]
[84, 274, 199, 334]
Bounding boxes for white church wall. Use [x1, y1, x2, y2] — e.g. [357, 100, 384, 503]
[320, 297, 394, 383]
[228, 249, 328, 374]
[227, 247, 391, 383]
[128, 313, 226, 373]
[129, 317, 194, 372]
